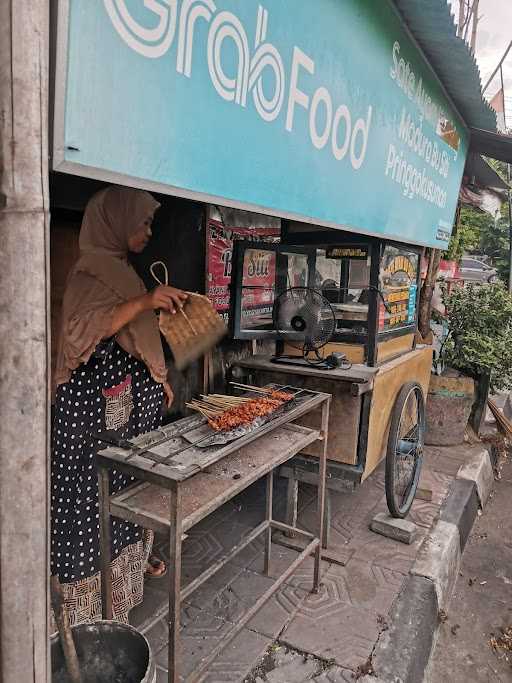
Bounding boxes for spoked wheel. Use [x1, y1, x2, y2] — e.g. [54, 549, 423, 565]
[385, 382, 425, 518]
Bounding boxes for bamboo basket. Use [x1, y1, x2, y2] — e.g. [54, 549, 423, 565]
[151, 261, 227, 370]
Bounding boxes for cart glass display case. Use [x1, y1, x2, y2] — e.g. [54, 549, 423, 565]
[230, 232, 422, 366]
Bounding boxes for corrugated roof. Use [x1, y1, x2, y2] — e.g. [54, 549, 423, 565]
[465, 152, 509, 190]
[470, 128, 512, 164]
[392, 0, 497, 132]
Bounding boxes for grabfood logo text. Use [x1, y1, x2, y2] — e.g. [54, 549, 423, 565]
[104, 1, 372, 170]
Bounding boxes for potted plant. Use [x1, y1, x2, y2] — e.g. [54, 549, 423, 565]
[426, 282, 512, 445]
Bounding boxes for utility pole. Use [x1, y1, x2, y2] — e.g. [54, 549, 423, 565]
[458, 0, 466, 37]
[456, 1, 480, 53]
[470, 0, 479, 54]
[0, 1, 50, 682]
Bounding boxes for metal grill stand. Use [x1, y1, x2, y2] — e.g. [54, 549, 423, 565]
[96, 387, 330, 682]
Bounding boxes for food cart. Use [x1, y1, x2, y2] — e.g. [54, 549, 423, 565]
[228, 225, 433, 531]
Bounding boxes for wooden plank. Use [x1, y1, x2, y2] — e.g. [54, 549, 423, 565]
[245, 369, 361, 465]
[0, 2, 50, 681]
[96, 452, 199, 486]
[284, 342, 366, 365]
[235, 354, 378, 383]
[110, 424, 320, 532]
[377, 333, 414, 363]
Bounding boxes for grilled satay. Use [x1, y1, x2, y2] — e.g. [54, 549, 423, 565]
[208, 394, 292, 432]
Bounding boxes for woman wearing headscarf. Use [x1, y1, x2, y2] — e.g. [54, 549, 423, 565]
[52, 185, 187, 626]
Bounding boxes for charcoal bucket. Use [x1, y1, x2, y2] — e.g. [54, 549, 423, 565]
[51, 621, 156, 683]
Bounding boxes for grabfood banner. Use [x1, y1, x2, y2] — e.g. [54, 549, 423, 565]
[54, 0, 469, 248]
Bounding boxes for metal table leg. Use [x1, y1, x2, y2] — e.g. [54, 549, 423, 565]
[323, 489, 331, 549]
[284, 473, 299, 538]
[264, 470, 274, 576]
[98, 466, 113, 620]
[168, 483, 183, 683]
[314, 398, 330, 593]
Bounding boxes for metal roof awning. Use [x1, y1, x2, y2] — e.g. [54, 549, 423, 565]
[470, 128, 512, 165]
[465, 153, 509, 190]
[392, 0, 497, 132]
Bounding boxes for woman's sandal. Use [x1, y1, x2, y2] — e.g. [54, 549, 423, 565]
[145, 554, 167, 579]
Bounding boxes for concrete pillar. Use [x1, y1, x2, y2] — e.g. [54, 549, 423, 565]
[0, 1, 50, 681]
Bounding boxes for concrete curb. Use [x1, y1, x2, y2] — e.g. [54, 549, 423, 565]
[362, 447, 492, 683]
[456, 447, 494, 507]
[411, 520, 460, 610]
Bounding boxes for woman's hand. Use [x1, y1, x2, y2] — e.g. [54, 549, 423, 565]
[163, 381, 174, 408]
[105, 286, 188, 338]
[145, 285, 188, 314]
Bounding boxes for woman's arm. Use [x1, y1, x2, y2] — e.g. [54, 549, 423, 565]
[106, 285, 188, 338]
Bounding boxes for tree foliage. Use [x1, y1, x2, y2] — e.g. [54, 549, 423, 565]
[443, 201, 511, 282]
[439, 282, 512, 391]
[477, 203, 511, 282]
[443, 205, 481, 262]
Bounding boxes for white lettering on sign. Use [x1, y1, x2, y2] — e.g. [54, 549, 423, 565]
[385, 39, 461, 213]
[104, 0, 178, 58]
[104, 1, 373, 170]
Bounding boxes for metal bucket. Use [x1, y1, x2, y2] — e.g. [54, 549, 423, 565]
[51, 621, 156, 683]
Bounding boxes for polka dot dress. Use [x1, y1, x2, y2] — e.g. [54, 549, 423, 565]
[51, 341, 164, 585]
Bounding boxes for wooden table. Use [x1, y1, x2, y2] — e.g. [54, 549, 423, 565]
[96, 386, 330, 683]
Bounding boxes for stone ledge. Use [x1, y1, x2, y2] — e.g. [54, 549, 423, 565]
[439, 478, 479, 551]
[456, 447, 494, 507]
[361, 575, 438, 683]
[411, 519, 461, 610]
[370, 512, 418, 545]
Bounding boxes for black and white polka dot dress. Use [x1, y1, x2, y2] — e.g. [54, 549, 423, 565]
[51, 340, 164, 625]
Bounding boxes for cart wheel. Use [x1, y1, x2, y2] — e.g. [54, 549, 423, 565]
[385, 382, 425, 518]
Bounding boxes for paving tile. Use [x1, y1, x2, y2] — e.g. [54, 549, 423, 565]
[156, 665, 168, 681]
[406, 499, 440, 529]
[185, 561, 245, 610]
[321, 560, 406, 615]
[155, 609, 232, 678]
[280, 601, 381, 671]
[199, 629, 271, 683]
[248, 542, 330, 590]
[246, 584, 308, 639]
[197, 568, 307, 639]
[327, 484, 384, 522]
[297, 499, 366, 554]
[423, 446, 470, 478]
[129, 582, 168, 630]
[143, 603, 200, 641]
[424, 455, 461, 477]
[229, 533, 267, 570]
[262, 650, 319, 682]
[343, 525, 427, 574]
[156, 610, 270, 682]
[145, 617, 170, 654]
[418, 467, 452, 505]
[313, 665, 357, 682]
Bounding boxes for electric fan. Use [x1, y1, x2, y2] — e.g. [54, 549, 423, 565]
[271, 287, 351, 370]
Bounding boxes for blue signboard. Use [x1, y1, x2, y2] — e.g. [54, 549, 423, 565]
[53, 0, 469, 247]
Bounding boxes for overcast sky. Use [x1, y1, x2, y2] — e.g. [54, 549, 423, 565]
[450, 0, 512, 111]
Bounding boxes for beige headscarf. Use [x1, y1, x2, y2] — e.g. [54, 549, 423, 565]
[54, 186, 167, 390]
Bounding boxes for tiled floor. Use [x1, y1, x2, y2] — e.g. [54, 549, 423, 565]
[129, 446, 461, 681]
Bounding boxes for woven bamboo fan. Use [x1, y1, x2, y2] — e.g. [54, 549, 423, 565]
[151, 261, 227, 370]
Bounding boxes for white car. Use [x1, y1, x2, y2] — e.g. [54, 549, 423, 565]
[459, 257, 498, 284]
